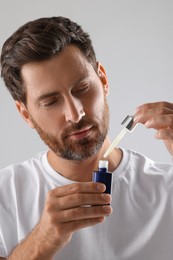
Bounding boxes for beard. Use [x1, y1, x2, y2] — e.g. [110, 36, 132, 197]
[31, 99, 109, 161]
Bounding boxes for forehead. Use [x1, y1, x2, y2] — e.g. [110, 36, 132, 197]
[21, 45, 95, 96]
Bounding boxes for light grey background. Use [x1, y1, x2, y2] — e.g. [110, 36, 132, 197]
[0, 0, 173, 169]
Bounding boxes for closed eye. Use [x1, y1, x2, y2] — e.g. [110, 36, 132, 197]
[43, 99, 60, 107]
[74, 85, 90, 96]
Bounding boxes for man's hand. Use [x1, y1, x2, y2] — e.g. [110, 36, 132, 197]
[134, 101, 173, 156]
[8, 182, 112, 259]
[38, 182, 112, 253]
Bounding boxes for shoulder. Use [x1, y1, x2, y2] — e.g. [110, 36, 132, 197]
[115, 148, 173, 181]
[126, 149, 173, 174]
[0, 151, 48, 210]
[113, 149, 173, 209]
[0, 151, 47, 184]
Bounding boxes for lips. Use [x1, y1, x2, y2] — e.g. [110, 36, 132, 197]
[67, 126, 93, 140]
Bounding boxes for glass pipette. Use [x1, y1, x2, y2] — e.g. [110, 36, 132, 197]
[103, 115, 138, 158]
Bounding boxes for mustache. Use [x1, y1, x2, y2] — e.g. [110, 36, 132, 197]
[62, 117, 96, 138]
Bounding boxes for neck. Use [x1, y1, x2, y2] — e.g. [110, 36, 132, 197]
[47, 136, 123, 182]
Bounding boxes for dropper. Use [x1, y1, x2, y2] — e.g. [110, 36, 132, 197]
[103, 115, 138, 158]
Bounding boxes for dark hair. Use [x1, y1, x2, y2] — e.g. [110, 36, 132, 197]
[0, 16, 97, 104]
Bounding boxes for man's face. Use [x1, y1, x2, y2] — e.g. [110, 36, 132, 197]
[20, 45, 109, 161]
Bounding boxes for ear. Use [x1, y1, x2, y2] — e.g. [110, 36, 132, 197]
[15, 101, 35, 129]
[97, 62, 109, 95]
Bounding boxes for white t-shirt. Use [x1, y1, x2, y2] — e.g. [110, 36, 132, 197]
[0, 149, 173, 260]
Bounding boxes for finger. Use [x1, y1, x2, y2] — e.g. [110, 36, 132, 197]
[156, 128, 173, 141]
[143, 115, 173, 130]
[61, 217, 105, 233]
[134, 108, 173, 125]
[72, 216, 105, 230]
[56, 193, 112, 210]
[49, 182, 106, 198]
[135, 101, 173, 112]
[58, 205, 112, 222]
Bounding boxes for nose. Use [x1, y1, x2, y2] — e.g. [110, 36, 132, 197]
[64, 96, 85, 123]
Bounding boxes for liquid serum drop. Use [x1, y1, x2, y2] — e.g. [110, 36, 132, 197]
[92, 160, 112, 195]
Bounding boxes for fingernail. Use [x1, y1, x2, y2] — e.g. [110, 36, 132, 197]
[145, 121, 152, 128]
[103, 205, 112, 214]
[102, 194, 112, 202]
[133, 115, 141, 123]
[97, 183, 105, 191]
[155, 131, 160, 138]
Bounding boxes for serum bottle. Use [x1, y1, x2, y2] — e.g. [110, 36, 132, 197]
[92, 160, 112, 194]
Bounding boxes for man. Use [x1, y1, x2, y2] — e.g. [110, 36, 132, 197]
[0, 16, 173, 260]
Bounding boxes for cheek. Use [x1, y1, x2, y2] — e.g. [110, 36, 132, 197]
[85, 89, 105, 120]
[43, 113, 64, 135]
[28, 106, 64, 135]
